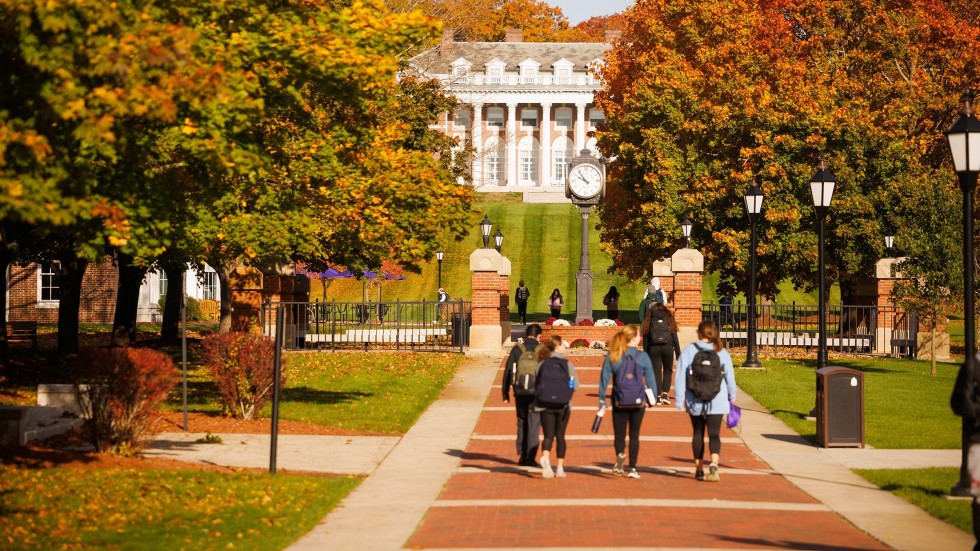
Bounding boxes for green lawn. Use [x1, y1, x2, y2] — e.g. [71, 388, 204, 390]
[854, 468, 971, 534]
[0, 467, 360, 550]
[735, 356, 961, 449]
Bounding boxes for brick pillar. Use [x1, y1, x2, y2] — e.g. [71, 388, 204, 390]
[469, 249, 510, 351]
[670, 248, 704, 349]
[229, 266, 264, 332]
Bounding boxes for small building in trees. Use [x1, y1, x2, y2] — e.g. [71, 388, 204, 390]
[410, 29, 619, 201]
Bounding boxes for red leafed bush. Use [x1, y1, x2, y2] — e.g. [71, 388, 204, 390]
[73, 347, 178, 454]
[570, 338, 591, 348]
[615, 319, 625, 326]
[576, 318, 594, 326]
[201, 332, 285, 420]
[545, 317, 558, 325]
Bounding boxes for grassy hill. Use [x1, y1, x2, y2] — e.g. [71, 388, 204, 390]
[316, 194, 830, 323]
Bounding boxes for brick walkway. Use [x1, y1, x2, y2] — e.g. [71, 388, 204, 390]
[404, 354, 888, 550]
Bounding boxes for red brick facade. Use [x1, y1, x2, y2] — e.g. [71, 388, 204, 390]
[7, 261, 118, 323]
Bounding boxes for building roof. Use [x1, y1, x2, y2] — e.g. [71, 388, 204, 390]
[412, 42, 611, 74]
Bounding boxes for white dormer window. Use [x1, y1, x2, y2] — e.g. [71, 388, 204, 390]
[485, 59, 506, 84]
[553, 59, 574, 85]
[520, 107, 538, 129]
[450, 59, 472, 83]
[518, 59, 541, 85]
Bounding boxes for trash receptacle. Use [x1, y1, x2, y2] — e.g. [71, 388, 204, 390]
[451, 313, 470, 347]
[816, 366, 864, 448]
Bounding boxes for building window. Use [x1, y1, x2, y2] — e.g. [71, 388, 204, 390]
[552, 136, 574, 187]
[521, 66, 537, 84]
[520, 107, 538, 128]
[487, 66, 503, 84]
[452, 108, 470, 128]
[202, 271, 218, 301]
[38, 262, 60, 304]
[589, 108, 605, 128]
[518, 136, 539, 184]
[159, 271, 168, 297]
[487, 107, 504, 127]
[554, 66, 571, 84]
[484, 137, 504, 183]
[555, 107, 572, 129]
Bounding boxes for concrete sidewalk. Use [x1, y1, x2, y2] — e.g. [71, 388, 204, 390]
[148, 351, 973, 550]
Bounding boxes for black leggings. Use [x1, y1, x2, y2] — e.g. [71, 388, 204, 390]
[647, 344, 674, 395]
[540, 406, 571, 458]
[690, 414, 723, 460]
[612, 406, 645, 468]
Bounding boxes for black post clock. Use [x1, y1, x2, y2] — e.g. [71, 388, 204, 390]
[565, 150, 605, 323]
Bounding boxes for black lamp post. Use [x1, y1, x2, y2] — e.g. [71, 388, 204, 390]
[744, 179, 764, 368]
[436, 250, 444, 290]
[494, 229, 504, 252]
[480, 215, 492, 248]
[946, 92, 980, 497]
[681, 216, 693, 248]
[810, 161, 837, 371]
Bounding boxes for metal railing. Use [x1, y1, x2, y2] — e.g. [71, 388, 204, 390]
[260, 299, 471, 353]
[701, 302, 919, 357]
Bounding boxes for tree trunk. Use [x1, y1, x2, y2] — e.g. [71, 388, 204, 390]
[0, 250, 11, 359]
[209, 257, 239, 334]
[55, 255, 88, 356]
[111, 254, 147, 346]
[931, 323, 937, 377]
[160, 261, 185, 343]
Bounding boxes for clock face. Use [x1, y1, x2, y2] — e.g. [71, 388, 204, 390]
[568, 164, 603, 199]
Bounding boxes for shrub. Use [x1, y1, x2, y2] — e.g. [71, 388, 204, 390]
[73, 347, 178, 454]
[570, 338, 590, 348]
[544, 317, 557, 325]
[576, 318, 594, 326]
[551, 319, 570, 327]
[156, 294, 203, 321]
[201, 332, 285, 420]
[591, 340, 607, 349]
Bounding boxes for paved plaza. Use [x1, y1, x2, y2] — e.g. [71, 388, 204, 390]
[150, 352, 972, 550]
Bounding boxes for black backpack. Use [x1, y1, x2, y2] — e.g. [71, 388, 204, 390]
[535, 357, 574, 408]
[686, 346, 724, 401]
[515, 287, 530, 301]
[647, 311, 671, 346]
[613, 352, 646, 408]
[512, 342, 539, 396]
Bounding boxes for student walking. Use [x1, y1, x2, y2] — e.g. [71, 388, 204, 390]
[602, 286, 620, 320]
[501, 324, 543, 466]
[598, 324, 657, 478]
[547, 288, 564, 319]
[675, 320, 737, 482]
[642, 302, 681, 405]
[533, 335, 578, 478]
[514, 280, 530, 324]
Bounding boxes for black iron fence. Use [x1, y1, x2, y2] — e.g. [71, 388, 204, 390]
[701, 302, 919, 357]
[260, 299, 471, 353]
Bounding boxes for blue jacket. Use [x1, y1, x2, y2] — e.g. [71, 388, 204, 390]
[598, 346, 657, 408]
[675, 340, 737, 416]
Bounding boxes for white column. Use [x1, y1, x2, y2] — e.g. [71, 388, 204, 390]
[575, 102, 587, 153]
[472, 103, 483, 185]
[506, 102, 518, 187]
[540, 102, 551, 187]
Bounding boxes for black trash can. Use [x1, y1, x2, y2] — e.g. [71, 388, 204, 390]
[451, 313, 470, 347]
[816, 366, 864, 448]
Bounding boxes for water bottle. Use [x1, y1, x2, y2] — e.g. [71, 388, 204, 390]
[568, 376, 575, 389]
[591, 407, 605, 433]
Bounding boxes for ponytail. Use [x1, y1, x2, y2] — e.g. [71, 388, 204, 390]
[608, 324, 638, 364]
[536, 335, 563, 362]
[697, 320, 723, 352]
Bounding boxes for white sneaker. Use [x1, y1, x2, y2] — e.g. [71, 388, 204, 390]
[613, 453, 626, 476]
[555, 466, 566, 478]
[541, 454, 554, 478]
[707, 462, 719, 482]
[627, 468, 641, 479]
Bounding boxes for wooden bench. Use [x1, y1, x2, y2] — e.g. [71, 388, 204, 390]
[6, 321, 38, 352]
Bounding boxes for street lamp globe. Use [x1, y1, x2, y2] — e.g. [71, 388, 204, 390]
[884, 234, 894, 254]
[946, 95, 980, 180]
[436, 250, 444, 262]
[744, 179, 764, 215]
[809, 161, 837, 212]
[681, 216, 693, 247]
[479, 215, 493, 248]
[494, 229, 504, 252]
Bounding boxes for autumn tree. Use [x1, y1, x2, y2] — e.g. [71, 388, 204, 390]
[595, 0, 980, 307]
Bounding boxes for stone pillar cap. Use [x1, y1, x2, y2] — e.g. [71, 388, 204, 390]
[470, 248, 504, 273]
[671, 248, 704, 273]
[651, 258, 673, 277]
[875, 257, 907, 279]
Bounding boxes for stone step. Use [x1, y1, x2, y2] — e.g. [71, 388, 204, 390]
[0, 405, 81, 446]
[23, 417, 85, 445]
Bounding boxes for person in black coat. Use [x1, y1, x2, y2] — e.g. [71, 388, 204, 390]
[502, 324, 543, 466]
[642, 302, 681, 405]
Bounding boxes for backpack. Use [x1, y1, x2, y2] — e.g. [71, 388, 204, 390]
[535, 357, 574, 408]
[512, 342, 539, 396]
[515, 287, 529, 302]
[654, 289, 667, 305]
[686, 346, 724, 401]
[613, 352, 646, 408]
[647, 311, 671, 346]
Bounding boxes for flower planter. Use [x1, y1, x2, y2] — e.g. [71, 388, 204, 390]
[539, 324, 621, 344]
